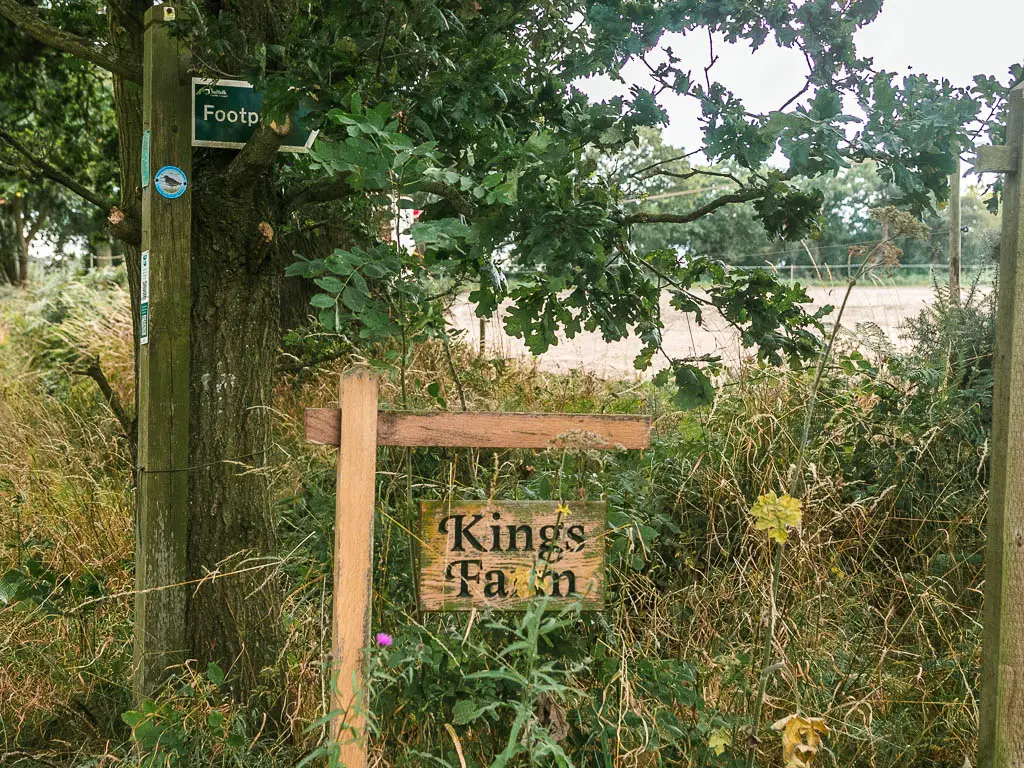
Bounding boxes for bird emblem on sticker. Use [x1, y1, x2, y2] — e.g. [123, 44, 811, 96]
[154, 166, 188, 199]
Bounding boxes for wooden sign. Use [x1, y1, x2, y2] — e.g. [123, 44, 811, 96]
[419, 500, 605, 611]
[191, 78, 317, 151]
[304, 368, 651, 768]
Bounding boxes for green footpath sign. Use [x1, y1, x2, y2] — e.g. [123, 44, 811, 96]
[191, 78, 317, 152]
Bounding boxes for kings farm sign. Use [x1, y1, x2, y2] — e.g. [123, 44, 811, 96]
[419, 500, 606, 611]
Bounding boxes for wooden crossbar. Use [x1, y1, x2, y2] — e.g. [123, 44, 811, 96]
[305, 409, 652, 449]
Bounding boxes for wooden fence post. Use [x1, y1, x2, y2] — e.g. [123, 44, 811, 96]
[331, 368, 379, 768]
[978, 82, 1024, 768]
[949, 155, 962, 300]
[134, 3, 192, 701]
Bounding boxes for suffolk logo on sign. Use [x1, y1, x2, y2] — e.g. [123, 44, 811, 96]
[192, 78, 317, 152]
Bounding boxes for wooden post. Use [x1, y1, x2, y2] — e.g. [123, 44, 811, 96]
[134, 3, 192, 700]
[331, 368, 379, 767]
[307, 398, 650, 762]
[949, 156, 962, 300]
[977, 82, 1024, 768]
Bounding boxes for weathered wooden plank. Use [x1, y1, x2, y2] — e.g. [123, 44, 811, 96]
[305, 406, 342, 444]
[979, 82, 1024, 768]
[976, 145, 1016, 174]
[134, 4, 191, 701]
[305, 409, 652, 449]
[330, 370, 378, 766]
[419, 500, 605, 611]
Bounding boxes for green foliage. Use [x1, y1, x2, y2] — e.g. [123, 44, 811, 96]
[0, 277, 994, 765]
[311, 97, 440, 192]
[3, 0, 1015, 402]
[249, 2, 1019, 409]
[0, 13, 119, 273]
[645, 255, 827, 409]
[615, 134, 1002, 275]
[372, 601, 583, 767]
[286, 243, 446, 340]
[894, 275, 997, 437]
[120, 662, 276, 767]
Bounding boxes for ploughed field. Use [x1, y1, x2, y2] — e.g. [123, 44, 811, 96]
[450, 285, 947, 377]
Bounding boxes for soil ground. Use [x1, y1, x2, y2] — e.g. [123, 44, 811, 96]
[449, 285, 945, 378]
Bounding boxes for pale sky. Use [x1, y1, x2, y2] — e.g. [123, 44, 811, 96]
[581, 0, 1024, 153]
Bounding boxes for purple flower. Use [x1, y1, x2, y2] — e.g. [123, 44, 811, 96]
[375, 632, 393, 647]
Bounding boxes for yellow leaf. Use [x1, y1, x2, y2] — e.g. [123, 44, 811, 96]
[772, 714, 829, 768]
[708, 727, 732, 756]
[510, 566, 533, 598]
[750, 492, 803, 544]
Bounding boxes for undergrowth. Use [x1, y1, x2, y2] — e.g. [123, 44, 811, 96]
[0, 270, 991, 767]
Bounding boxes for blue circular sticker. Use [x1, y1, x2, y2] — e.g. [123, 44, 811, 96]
[154, 165, 188, 199]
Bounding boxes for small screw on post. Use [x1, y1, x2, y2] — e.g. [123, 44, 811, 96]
[162, 6, 176, 21]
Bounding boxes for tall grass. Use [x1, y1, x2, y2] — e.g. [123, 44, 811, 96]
[0, 273, 989, 767]
[0, 273, 135, 754]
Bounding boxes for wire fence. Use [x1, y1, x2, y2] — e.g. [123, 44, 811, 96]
[734, 262, 998, 286]
[505, 262, 997, 288]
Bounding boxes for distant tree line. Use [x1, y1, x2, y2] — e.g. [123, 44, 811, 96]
[612, 129, 1001, 272]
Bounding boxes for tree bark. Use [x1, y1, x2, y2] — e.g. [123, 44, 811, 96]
[109, 2, 144, 365]
[0, 207, 18, 284]
[185, 152, 284, 697]
[13, 196, 30, 284]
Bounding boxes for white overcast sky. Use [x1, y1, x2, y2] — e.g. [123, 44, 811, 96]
[581, 0, 1024, 153]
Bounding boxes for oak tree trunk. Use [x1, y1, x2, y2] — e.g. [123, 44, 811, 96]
[12, 196, 29, 285]
[109, 0, 144, 372]
[186, 151, 283, 695]
[16, 236, 28, 284]
[0, 211, 17, 284]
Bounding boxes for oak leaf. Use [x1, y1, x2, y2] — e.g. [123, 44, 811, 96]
[772, 714, 829, 768]
[750, 492, 803, 544]
[708, 727, 732, 756]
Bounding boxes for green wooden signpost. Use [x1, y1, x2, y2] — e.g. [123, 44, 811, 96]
[135, 5, 319, 701]
[136, 4, 191, 700]
[192, 78, 317, 151]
